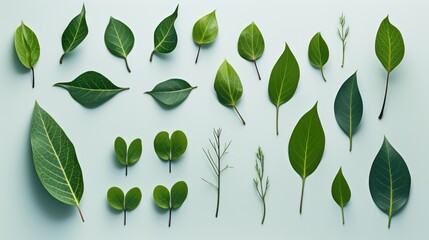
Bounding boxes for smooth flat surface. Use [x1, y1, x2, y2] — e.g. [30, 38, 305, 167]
[0, 0, 427, 239]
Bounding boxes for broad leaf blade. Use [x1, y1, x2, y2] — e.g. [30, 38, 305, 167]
[145, 79, 197, 107]
[153, 185, 170, 209]
[171, 130, 187, 160]
[154, 131, 171, 161]
[125, 187, 142, 211]
[104, 17, 134, 72]
[308, 32, 329, 81]
[30, 102, 84, 221]
[128, 138, 142, 165]
[334, 72, 363, 151]
[193, 10, 218, 44]
[331, 168, 351, 224]
[60, 4, 88, 64]
[107, 187, 125, 211]
[171, 181, 188, 209]
[369, 137, 411, 228]
[238, 22, 265, 61]
[54, 71, 129, 108]
[114, 137, 127, 166]
[15, 22, 40, 69]
[150, 5, 179, 61]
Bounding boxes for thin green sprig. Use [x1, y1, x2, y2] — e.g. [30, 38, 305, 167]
[338, 13, 350, 68]
[253, 146, 269, 224]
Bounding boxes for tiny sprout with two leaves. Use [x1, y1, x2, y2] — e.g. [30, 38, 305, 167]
[107, 187, 142, 225]
[114, 137, 142, 176]
[153, 130, 188, 173]
[153, 181, 188, 227]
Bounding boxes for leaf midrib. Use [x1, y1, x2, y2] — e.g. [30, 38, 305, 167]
[302, 112, 315, 179]
[276, 50, 289, 107]
[198, 14, 215, 44]
[148, 86, 196, 94]
[386, 142, 393, 220]
[65, 11, 85, 53]
[111, 19, 127, 57]
[58, 84, 127, 92]
[154, 17, 176, 51]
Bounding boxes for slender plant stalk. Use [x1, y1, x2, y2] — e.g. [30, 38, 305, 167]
[124, 58, 131, 73]
[378, 72, 390, 119]
[195, 44, 202, 63]
[341, 207, 345, 225]
[59, 53, 66, 64]
[253, 60, 261, 80]
[77, 205, 85, 222]
[169, 160, 172, 173]
[149, 51, 155, 62]
[168, 208, 172, 227]
[338, 13, 349, 68]
[253, 147, 269, 224]
[31, 67, 35, 88]
[320, 68, 327, 82]
[233, 105, 246, 125]
[275, 106, 279, 135]
[124, 210, 127, 226]
[299, 178, 305, 214]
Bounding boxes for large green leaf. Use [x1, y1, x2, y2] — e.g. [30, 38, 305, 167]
[369, 137, 411, 228]
[145, 79, 197, 107]
[60, 4, 88, 64]
[238, 22, 265, 80]
[125, 187, 142, 211]
[107, 187, 125, 211]
[171, 181, 188, 209]
[308, 32, 329, 82]
[54, 71, 129, 108]
[30, 102, 84, 222]
[331, 167, 351, 225]
[288, 102, 325, 213]
[150, 5, 179, 62]
[104, 17, 134, 72]
[214, 60, 246, 125]
[268, 43, 300, 135]
[334, 71, 363, 151]
[14, 21, 40, 88]
[192, 10, 218, 63]
[153, 185, 170, 209]
[153, 130, 187, 173]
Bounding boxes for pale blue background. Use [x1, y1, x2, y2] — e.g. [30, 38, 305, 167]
[0, 0, 427, 239]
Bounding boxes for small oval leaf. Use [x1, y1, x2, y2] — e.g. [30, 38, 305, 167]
[107, 187, 125, 211]
[104, 17, 134, 72]
[154, 131, 171, 161]
[331, 167, 351, 225]
[125, 187, 142, 211]
[308, 32, 329, 82]
[153, 185, 170, 209]
[145, 79, 197, 107]
[114, 137, 127, 166]
[128, 139, 142, 165]
[171, 181, 188, 209]
[171, 130, 187, 160]
[193, 10, 218, 63]
[60, 4, 88, 64]
[150, 5, 179, 62]
[238, 22, 265, 80]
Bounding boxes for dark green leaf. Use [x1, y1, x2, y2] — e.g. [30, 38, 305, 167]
[369, 137, 411, 228]
[192, 10, 218, 63]
[153, 130, 187, 173]
[154, 131, 171, 161]
[308, 32, 329, 82]
[114, 137, 127, 166]
[60, 4, 88, 64]
[128, 139, 142, 165]
[145, 79, 197, 107]
[238, 22, 265, 80]
[171, 130, 187, 160]
[171, 181, 188, 209]
[153, 185, 170, 209]
[107, 187, 125, 211]
[104, 17, 134, 72]
[150, 5, 179, 62]
[331, 167, 351, 225]
[54, 71, 129, 108]
[125, 187, 142, 211]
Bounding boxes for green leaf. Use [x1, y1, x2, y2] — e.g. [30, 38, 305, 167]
[171, 181, 188, 209]
[369, 137, 411, 229]
[125, 187, 142, 211]
[331, 167, 351, 225]
[114, 137, 142, 176]
[54, 71, 129, 108]
[192, 10, 218, 63]
[268, 43, 300, 135]
[104, 16, 134, 72]
[60, 4, 88, 64]
[171, 130, 187, 160]
[153, 185, 170, 209]
[150, 5, 179, 62]
[375, 16, 405, 120]
[238, 22, 265, 80]
[128, 139, 142, 165]
[154, 131, 171, 161]
[334, 71, 363, 152]
[153, 130, 187, 173]
[107, 187, 125, 211]
[308, 32, 329, 82]
[214, 60, 246, 125]
[30, 102, 85, 222]
[288, 102, 325, 213]
[114, 137, 127, 166]
[14, 21, 40, 88]
[145, 79, 197, 107]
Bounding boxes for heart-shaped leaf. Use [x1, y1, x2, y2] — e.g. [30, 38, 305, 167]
[14, 22, 40, 88]
[331, 167, 351, 225]
[30, 102, 84, 222]
[238, 22, 265, 80]
[107, 187, 141, 225]
[308, 32, 329, 82]
[171, 181, 188, 209]
[369, 137, 411, 228]
[268, 43, 300, 135]
[104, 17, 134, 72]
[150, 5, 179, 62]
[54, 71, 129, 108]
[145, 79, 197, 107]
[288, 102, 325, 213]
[60, 4, 88, 64]
[334, 71, 363, 151]
[193, 10, 218, 63]
[114, 137, 142, 176]
[153, 185, 170, 209]
[214, 60, 246, 125]
[107, 187, 125, 211]
[153, 181, 188, 227]
[154, 130, 187, 173]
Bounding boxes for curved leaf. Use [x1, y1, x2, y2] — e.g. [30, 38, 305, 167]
[192, 10, 218, 63]
[145, 79, 197, 107]
[288, 102, 325, 213]
[104, 17, 134, 72]
[171, 130, 187, 160]
[30, 102, 84, 221]
[54, 71, 129, 108]
[153, 185, 170, 209]
[128, 139, 142, 165]
[114, 137, 127, 166]
[125, 187, 142, 211]
[60, 4, 88, 64]
[308, 32, 329, 82]
[238, 22, 265, 80]
[331, 167, 351, 225]
[268, 43, 300, 135]
[369, 137, 411, 228]
[214, 60, 246, 125]
[107, 187, 125, 211]
[150, 5, 179, 62]
[154, 131, 171, 161]
[334, 71, 363, 151]
[171, 181, 188, 209]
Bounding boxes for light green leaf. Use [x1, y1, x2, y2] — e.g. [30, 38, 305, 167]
[145, 79, 197, 107]
[288, 102, 325, 213]
[214, 60, 246, 125]
[192, 10, 218, 63]
[369, 137, 411, 229]
[125, 187, 142, 211]
[128, 139, 142, 165]
[308, 32, 329, 82]
[153, 185, 170, 209]
[268, 43, 300, 135]
[60, 4, 88, 64]
[238, 22, 265, 80]
[331, 167, 351, 225]
[30, 102, 85, 222]
[54, 71, 129, 108]
[104, 16, 134, 72]
[153, 130, 187, 173]
[114, 137, 127, 166]
[107, 187, 125, 211]
[150, 5, 179, 62]
[171, 181, 188, 209]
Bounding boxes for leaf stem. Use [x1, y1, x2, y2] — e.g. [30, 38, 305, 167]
[77, 205, 85, 222]
[168, 208, 172, 227]
[349, 135, 352, 152]
[388, 215, 391, 229]
[125, 164, 128, 176]
[275, 106, 279, 135]
[149, 51, 155, 62]
[124, 58, 131, 73]
[299, 178, 305, 214]
[215, 170, 220, 218]
[59, 53, 66, 64]
[195, 44, 201, 64]
[124, 210, 127, 226]
[253, 60, 261, 80]
[233, 105, 246, 125]
[341, 207, 345, 225]
[320, 68, 327, 82]
[169, 160, 172, 173]
[378, 72, 390, 120]
[261, 199, 266, 224]
[31, 67, 35, 88]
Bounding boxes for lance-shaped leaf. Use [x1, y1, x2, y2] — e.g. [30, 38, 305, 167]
[30, 102, 85, 222]
[150, 5, 179, 62]
[238, 22, 265, 80]
[288, 102, 325, 214]
[154, 130, 187, 173]
[331, 167, 351, 225]
[60, 4, 88, 64]
[334, 71, 363, 151]
[193, 10, 218, 63]
[308, 32, 329, 82]
[14, 21, 40, 88]
[268, 43, 300, 135]
[153, 181, 188, 227]
[375, 16, 405, 119]
[369, 137, 411, 229]
[214, 60, 246, 125]
[107, 187, 142, 226]
[114, 137, 142, 176]
[54, 71, 129, 108]
[145, 79, 197, 107]
[104, 17, 134, 72]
